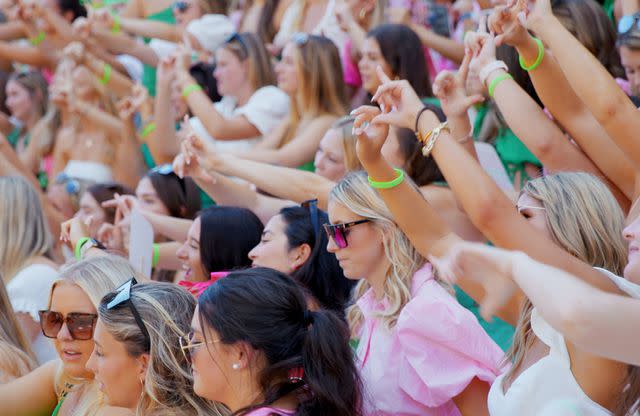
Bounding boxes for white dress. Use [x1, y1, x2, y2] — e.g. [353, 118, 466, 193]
[189, 85, 290, 153]
[489, 268, 639, 416]
[7, 264, 59, 364]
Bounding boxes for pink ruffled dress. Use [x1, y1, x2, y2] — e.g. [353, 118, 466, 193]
[356, 263, 506, 415]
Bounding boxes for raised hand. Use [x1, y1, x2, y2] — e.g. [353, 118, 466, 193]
[525, 0, 553, 31]
[370, 66, 425, 130]
[60, 216, 91, 249]
[63, 41, 86, 64]
[432, 49, 484, 118]
[351, 105, 390, 165]
[71, 16, 92, 39]
[89, 7, 115, 32]
[172, 118, 216, 182]
[468, 34, 499, 89]
[334, 0, 355, 32]
[430, 242, 520, 321]
[488, 0, 530, 47]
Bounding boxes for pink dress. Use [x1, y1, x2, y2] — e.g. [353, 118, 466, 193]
[356, 263, 506, 415]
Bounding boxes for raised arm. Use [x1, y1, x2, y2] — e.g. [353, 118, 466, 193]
[488, 0, 636, 201]
[148, 57, 180, 164]
[526, 0, 640, 177]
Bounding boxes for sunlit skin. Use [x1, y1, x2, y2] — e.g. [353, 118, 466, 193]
[620, 45, 640, 97]
[213, 48, 251, 104]
[86, 320, 147, 410]
[358, 37, 393, 95]
[75, 192, 107, 239]
[275, 43, 298, 96]
[6, 80, 35, 124]
[173, 0, 202, 30]
[623, 213, 640, 283]
[135, 177, 171, 216]
[314, 128, 347, 182]
[176, 217, 207, 282]
[248, 215, 309, 274]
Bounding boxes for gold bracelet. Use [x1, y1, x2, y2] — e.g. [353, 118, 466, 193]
[420, 121, 450, 157]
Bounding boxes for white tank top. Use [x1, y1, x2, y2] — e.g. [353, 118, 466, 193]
[488, 267, 639, 416]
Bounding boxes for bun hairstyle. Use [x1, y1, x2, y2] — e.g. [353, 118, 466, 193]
[198, 268, 362, 416]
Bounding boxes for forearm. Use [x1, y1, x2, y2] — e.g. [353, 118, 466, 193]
[87, 56, 133, 98]
[622, 0, 640, 15]
[411, 23, 464, 64]
[447, 114, 477, 161]
[216, 155, 335, 209]
[143, 212, 192, 241]
[0, 41, 54, 68]
[518, 36, 636, 200]
[531, 15, 640, 168]
[157, 241, 182, 270]
[148, 83, 179, 164]
[75, 104, 124, 138]
[120, 18, 179, 42]
[0, 21, 26, 40]
[91, 30, 159, 67]
[113, 119, 145, 189]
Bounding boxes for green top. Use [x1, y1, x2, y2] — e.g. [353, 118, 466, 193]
[455, 285, 514, 352]
[141, 7, 176, 97]
[298, 160, 315, 172]
[473, 103, 541, 188]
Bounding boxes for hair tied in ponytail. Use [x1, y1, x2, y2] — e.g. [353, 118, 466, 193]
[303, 310, 314, 327]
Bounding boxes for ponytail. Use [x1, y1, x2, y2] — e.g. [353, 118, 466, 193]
[299, 310, 362, 416]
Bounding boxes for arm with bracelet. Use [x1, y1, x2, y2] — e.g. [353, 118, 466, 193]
[86, 57, 135, 98]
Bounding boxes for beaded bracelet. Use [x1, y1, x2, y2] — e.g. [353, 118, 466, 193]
[368, 168, 405, 189]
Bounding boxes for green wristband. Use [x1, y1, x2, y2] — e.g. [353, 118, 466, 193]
[100, 63, 112, 85]
[181, 83, 202, 99]
[111, 14, 121, 34]
[368, 168, 405, 189]
[488, 73, 513, 98]
[518, 37, 544, 72]
[75, 237, 91, 261]
[140, 121, 156, 139]
[29, 31, 46, 46]
[152, 243, 160, 268]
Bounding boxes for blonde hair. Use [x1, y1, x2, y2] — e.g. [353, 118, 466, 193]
[332, 116, 362, 172]
[329, 172, 427, 333]
[98, 282, 227, 416]
[505, 172, 628, 387]
[49, 255, 138, 416]
[281, 35, 348, 146]
[0, 176, 53, 282]
[0, 275, 36, 380]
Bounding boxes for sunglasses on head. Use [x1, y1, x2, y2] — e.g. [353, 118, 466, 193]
[38, 310, 97, 340]
[225, 32, 249, 57]
[301, 199, 320, 237]
[619, 12, 640, 35]
[172, 1, 190, 12]
[179, 330, 221, 365]
[54, 172, 81, 196]
[149, 164, 187, 196]
[291, 32, 309, 45]
[322, 219, 370, 249]
[107, 277, 151, 350]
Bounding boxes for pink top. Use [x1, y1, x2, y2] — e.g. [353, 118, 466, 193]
[178, 271, 229, 297]
[243, 407, 295, 416]
[356, 263, 506, 415]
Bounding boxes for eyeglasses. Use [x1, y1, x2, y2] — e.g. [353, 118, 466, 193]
[54, 173, 81, 196]
[172, 1, 190, 13]
[301, 199, 320, 237]
[291, 32, 309, 46]
[323, 219, 370, 249]
[225, 32, 248, 58]
[38, 310, 97, 340]
[179, 330, 221, 364]
[618, 12, 640, 34]
[107, 278, 151, 350]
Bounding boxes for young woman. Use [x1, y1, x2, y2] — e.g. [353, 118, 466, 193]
[176, 206, 263, 296]
[248, 204, 354, 312]
[75, 183, 134, 240]
[224, 34, 348, 170]
[188, 267, 362, 415]
[0, 255, 133, 415]
[177, 32, 289, 153]
[353, 58, 638, 415]
[324, 172, 505, 415]
[0, 278, 36, 383]
[0, 176, 59, 364]
[87, 280, 227, 415]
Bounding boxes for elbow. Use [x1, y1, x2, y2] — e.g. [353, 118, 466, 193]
[469, 191, 505, 232]
[554, 298, 592, 347]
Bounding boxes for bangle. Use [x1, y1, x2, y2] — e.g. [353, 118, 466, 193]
[414, 106, 430, 137]
[140, 122, 156, 139]
[479, 61, 508, 86]
[181, 83, 202, 99]
[100, 63, 112, 85]
[111, 14, 121, 34]
[420, 121, 450, 157]
[368, 168, 405, 189]
[488, 73, 513, 98]
[74, 237, 92, 261]
[152, 243, 160, 268]
[519, 37, 544, 71]
[29, 31, 45, 46]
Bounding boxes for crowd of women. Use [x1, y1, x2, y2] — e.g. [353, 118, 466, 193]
[1, 0, 640, 414]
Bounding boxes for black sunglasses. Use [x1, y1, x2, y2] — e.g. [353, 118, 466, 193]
[301, 199, 320, 237]
[107, 277, 151, 350]
[322, 220, 370, 249]
[225, 32, 248, 58]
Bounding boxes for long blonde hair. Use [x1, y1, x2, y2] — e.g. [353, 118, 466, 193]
[50, 255, 138, 416]
[0, 176, 53, 282]
[281, 35, 348, 146]
[332, 116, 362, 172]
[329, 172, 426, 334]
[98, 282, 227, 416]
[505, 172, 628, 392]
[0, 275, 36, 380]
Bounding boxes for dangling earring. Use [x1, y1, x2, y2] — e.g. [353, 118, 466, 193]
[359, 8, 367, 20]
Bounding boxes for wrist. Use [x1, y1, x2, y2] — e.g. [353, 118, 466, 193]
[485, 69, 508, 87]
[417, 110, 441, 135]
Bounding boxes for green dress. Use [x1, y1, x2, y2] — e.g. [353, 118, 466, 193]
[141, 7, 176, 97]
